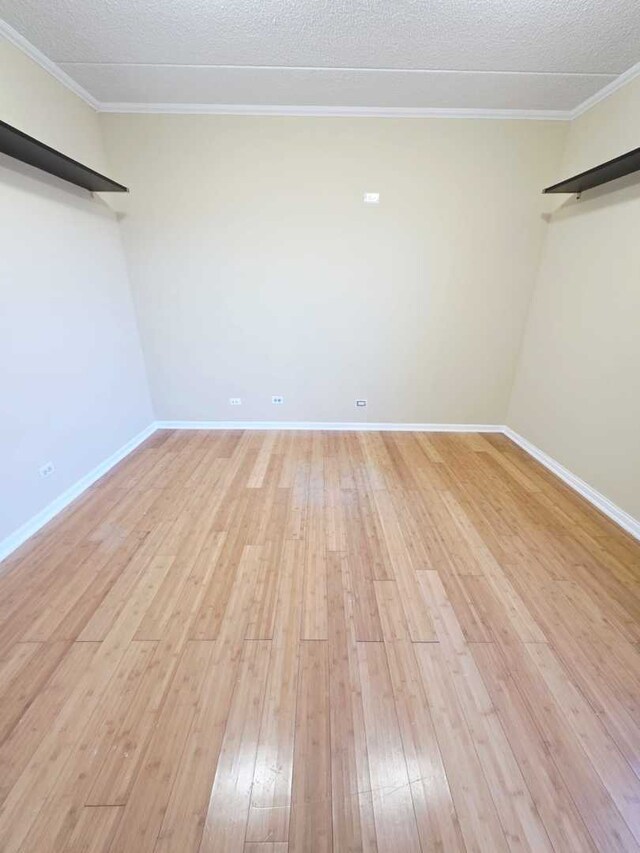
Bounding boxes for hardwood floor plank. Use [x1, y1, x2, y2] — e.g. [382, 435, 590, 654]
[18, 640, 157, 852]
[132, 523, 222, 642]
[0, 547, 175, 852]
[246, 541, 304, 844]
[0, 645, 110, 850]
[0, 640, 69, 746]
[301, 495, 328, 640]
[248, 432, 278, 489]
[357, 641, 421, 853]
[418, 570, 553, 851]
[245, 540, 282, 641]
[415, 642, 510, 852]
[0, 430, 637, 852]
[373, 580, 410, 642]
[440, 491, 546, 643]
[77, 522, 182, 642]
[472, 641, 599, 852]
[64, 805, 123, 853]
[343, 549, 383, 642]
[371, 490, 436, 642]
[50, 532, 151, 642]
[0, 641, 42, 696]
[289, 640, 332, 853]
[526, 641, 640, 843]
[375, 581, 464, 850]
[552, 636, 640, 775]
[511, 644, 639, 850]
[326, 553, 378, 853]
[189, 494, 261, 640]
[360, 432, 396, 492]
[470, 576, 640, 851]
[0, 541, 103, 655]
[152, 546, 263, 852]
[87, 532, 226, 806]
[0, 641, 97, 806]
[19, 535, 143, 643]
[107, 640, 215, 853]
[199, 639, 271, 852]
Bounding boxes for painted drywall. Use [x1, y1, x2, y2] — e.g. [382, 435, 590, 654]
[508, 74, 640, 522]
[0, 37, 153, 543]
[100, 113, 566, 424]
[0, 38, 103, 171]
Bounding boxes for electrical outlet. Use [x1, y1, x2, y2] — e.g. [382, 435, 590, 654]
[272, 396, 284, 405]
[363, 193, 380, 205]
[39, 461, 55, 479]
[229, 397, 242, 406]
[356, 399, 367, 408]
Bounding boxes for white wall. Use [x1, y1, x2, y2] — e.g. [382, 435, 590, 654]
[0, 38, 153, 544]
[100, 114, 566, 425]
[508, 76, 640, 522]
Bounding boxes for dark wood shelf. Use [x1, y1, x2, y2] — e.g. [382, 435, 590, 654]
[544, 146, 640, 195]
[0, 119, 128, 193]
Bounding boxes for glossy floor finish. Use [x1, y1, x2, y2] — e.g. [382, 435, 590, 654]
[0, 430, 639, 852]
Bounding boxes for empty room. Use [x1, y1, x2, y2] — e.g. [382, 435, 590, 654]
[1, 0, 639, 850]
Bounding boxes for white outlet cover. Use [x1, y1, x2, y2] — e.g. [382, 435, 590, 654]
[363, 193, 380, 205]
[272, 396, 284, 405]
[356, 399, 368, 407]
[229, 397, 242, 406]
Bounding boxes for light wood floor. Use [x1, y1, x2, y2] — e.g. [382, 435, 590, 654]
[0, 430, 639, 852]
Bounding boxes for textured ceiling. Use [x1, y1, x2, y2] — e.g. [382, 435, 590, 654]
[1, 0, 639, 111]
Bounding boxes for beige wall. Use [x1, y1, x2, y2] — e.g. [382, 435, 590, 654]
[0, 39, 105, 173]
[508, 76, 640, 521]
[4, 24, 636, 537]
[0, 38, 152, 545]
[100, 113, 566, 424]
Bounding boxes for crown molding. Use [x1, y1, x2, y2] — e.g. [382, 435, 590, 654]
[60, 62, 614, 76]
[0, 18, 98, 109]
[2, 16, 639, 122]
[97, 102, 571, 120]
[571, 59, 640, 119]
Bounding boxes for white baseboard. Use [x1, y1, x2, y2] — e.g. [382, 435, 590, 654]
[2, 419, 637, 566]
[503, 427, 640, 541]
[155, 420, 503, 433]
[0, 423, 157, 565]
